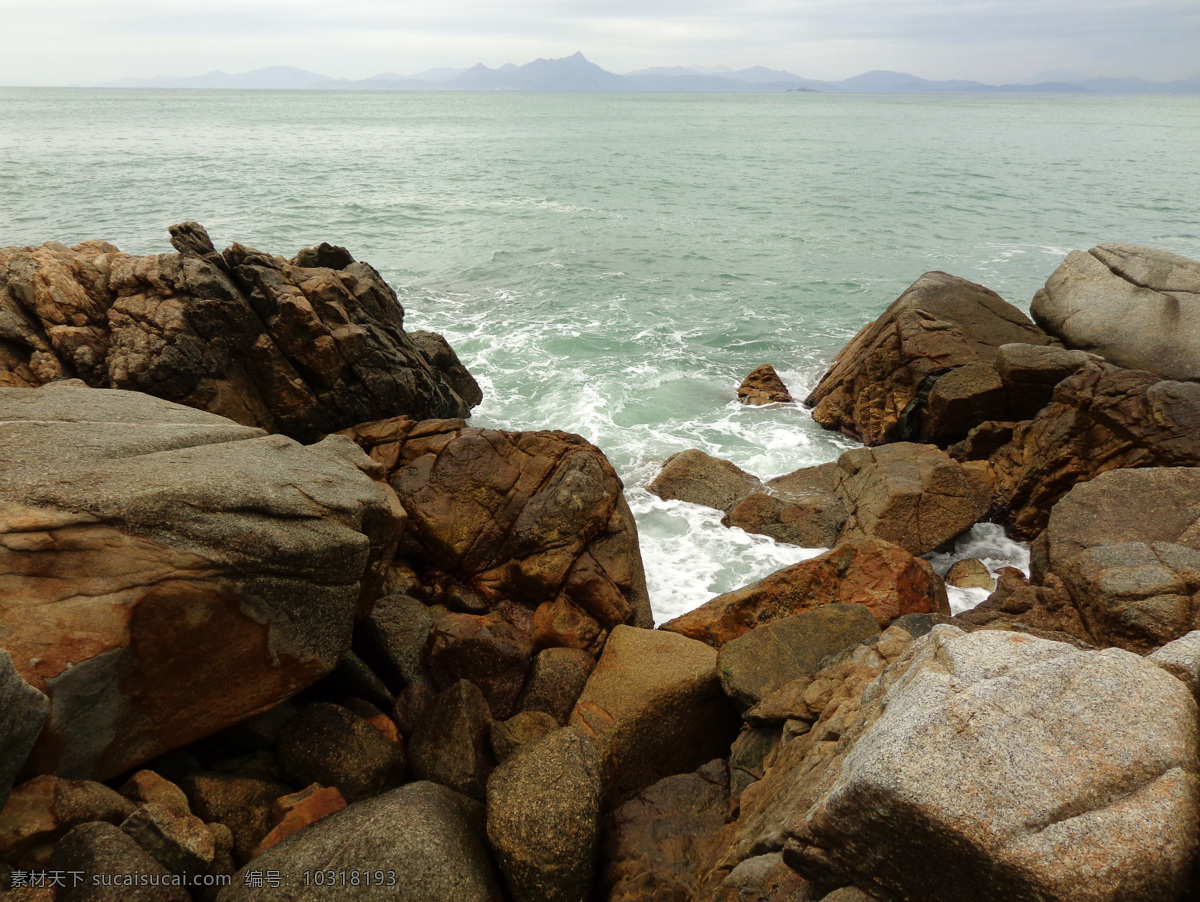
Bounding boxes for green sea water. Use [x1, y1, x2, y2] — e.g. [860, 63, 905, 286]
[2, 88, 1198, 618]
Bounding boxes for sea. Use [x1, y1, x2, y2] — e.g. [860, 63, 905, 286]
[3, 88, 1198, 622]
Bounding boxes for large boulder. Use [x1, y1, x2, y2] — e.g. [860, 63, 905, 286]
[993, 342, 1095, 420]
[569, 626, 738, 804]
[647, 449, 762, 513]
[342, 417, 652, 644]
[662, 537, 948, 647]
[0, 223, 478, 441]
[0, 383, 404, 780]
[805, 271, 1056, 446]
[216, 782, 504, 902]
[785, 627, 1200, 902]
[408, 680, 494, 801]
[0, 652, 49, 811]
[1031, 243, 1200, 381]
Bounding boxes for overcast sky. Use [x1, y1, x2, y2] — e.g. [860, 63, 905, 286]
[3, 0, 1198, 86]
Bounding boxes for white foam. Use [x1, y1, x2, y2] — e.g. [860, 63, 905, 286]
[923, 523, 1031, 616]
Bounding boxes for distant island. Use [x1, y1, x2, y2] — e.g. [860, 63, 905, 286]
[99, 52, 1200, 95]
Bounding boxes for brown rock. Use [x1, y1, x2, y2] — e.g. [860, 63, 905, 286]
[0, 224, 478, 442]
[491, 712, 561, 764]
[343, 418, 652, 638]
[945, 558, 995, 590]
[391, 683, 434, 736]
[713, 852, 815, 901]
[409, 680, 495, 801]
[120, 802, 216, 876]
[117, 771, 190, 814]
[737, 364, 793, 405]
[0, 775, 136, 867]
[425, 612, 535, 719]
[354, 593, 443, 692]
[723, 463, 848, 549]
[0, 384, 404, 781]
[342, 698, 402, 746]
[921, 362, 1007, 444]
[515, 647, 596, 724]
[49, 821, 190, 902]
[647, 449, 761, 512]
[953, 568, 1091, 646]
[805, 271, 1056, 446]
[994, 343, 1095, 420]
[275, 703, 405, 803]
[570, 626, 738, 804]
[253, 784, 348, 856]
[530, 597, 606, 654]
[663, 537, 948, 647]
[179, 772, 293, 867]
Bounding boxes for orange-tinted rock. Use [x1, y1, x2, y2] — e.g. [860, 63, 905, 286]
[252, 784, 347, 857]
[662, 537, 948, 648]
[737, 364, 793, 405]
[648, 449, 761, 513]
[343, 698, 402, 746]
[0, 775, 136, 867]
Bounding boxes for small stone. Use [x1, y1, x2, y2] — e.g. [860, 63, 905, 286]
[945, 558, 996, 590]
[120, 802, 216, 876]
[737, 364, 793, 406]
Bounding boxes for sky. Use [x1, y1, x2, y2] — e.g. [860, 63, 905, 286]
[3, 0, 1198, 87]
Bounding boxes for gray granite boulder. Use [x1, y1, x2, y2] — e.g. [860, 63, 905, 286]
[0, 651, 49, 810]
[49, 821, 190, 902]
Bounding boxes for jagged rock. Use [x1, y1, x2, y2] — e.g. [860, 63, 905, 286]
[253, 785, 347, 856]
[602, 759, 730, 902]
[179, 773, 294, 867]
[737, 364, 793, 405]
[717, 604, 880, 709]
[515, 647, 596, 724]
[989, 361, 1200, 537]
[216, 782, 504, 902]
[0, 224, 478, 441]
[120, 802, 216, 876]
[49, 821, 190, 902]
[0, 775, 136, 867]
[663, 537, 947, 647]
[0, 384, 404, 780]
[994, 342, 1095, 420]
[409, 330, 484, 409]
[342, 417, 652, 641]
[486, 728, 602, 902]
[805, 271, 1056, 446]
[648, 449, 762, 512]
[276, 703, 405, 803]
[570, 626, 738, 804]
[118, 771, 190, 813]
[1031, 243, 1200, 381]
[945, 558, 994, 590]
[921, 361, 1007, 444]
[490, 712, 561, 764]
[952, 568, 1092, 648]
[408, 680, 494, 801]
[425, 612, 535, 719]
[0, 652, 48, 812]
[354, 594, 444, 692]
[784, 627, 1200, 902]
[729, 727, 781, 799]
[723, 463, 848, 549]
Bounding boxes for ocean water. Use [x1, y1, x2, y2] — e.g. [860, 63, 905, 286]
[3, 89, 1198, 621]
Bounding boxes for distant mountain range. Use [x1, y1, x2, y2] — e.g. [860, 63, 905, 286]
[100, 53, 1200, 95]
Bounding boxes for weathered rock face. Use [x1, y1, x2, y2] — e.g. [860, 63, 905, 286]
[425, 612, 535, 719]
[985, 361, 1200, 537]
[0, 223, 479, 442]
[1031, 243, 1200, 382]
[342, 417, 652, 645]
[786, 627, 1200, 902]
[50, 821, 191, 902]
[216, 782, 504, 902]
[994, 342, 1096, 421]
[805, 271, 1056, 446]
[662, 537, 948, 647]
[0, 383, 404, 781]
[0, 652, 49, 811]
[275, 703, 406, 802]
[647, 449, 762, 513]
[737, 364, 793, 405]
[569, 626, 738, 804]
[723, 464, 848, 550]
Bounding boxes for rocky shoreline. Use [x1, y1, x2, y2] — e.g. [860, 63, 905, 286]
[2, 226, 1200, 901]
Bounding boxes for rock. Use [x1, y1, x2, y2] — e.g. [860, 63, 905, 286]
[486, 728, 602, 902]
[921, 362, 1007, 444]
[0, 383, 404, 780]
[817, 890, 879, 902]
[663, 537, 947, 647]
[391, 684, 433, 736]
[947, 419, 1019, 462]
[723, 463, 848, 550]
[0, 224, 478, 441]
[737, 364, 793, 405]
[253, 785, 347, 856]
[48, 821, 190, 902]
[0, 775, 136, 867]
[713, 853, 814, 901]
[648, 449, 762, 512]
[275, 703, 405, 803]
[490, 712, 561, 764]
[569, 626, 738, 804]
[805, 271, 1056, 446]
[602, 759, 730, 902]
[408, 680, 494, 801]
[1148, 631, 1200, 702]
[343, 417, 652, 638]
[1031, 243, 1200, 381]
[117, 771, 191, 814]
[717, 604, 880, 709]
[409, 330, 484, 409]
[0, 652, 48, 812]
[944, 558, 994, 590]
[354, 594, 443, 692]
[989, 361, 1200, 537]
[515, 647, 596, 724]
[179, 773, 294, 867]
[952, 568, 1091, 647]
[729, 726, 781, 799]
[994, 342, 1095, 420]
[425, 612, 534, 719]
[785, 627, 1200, 902]
[327, 652, 394, 712]
[120, 802, 216, 876]
[341, 698, 402, 745]
[835, 442, 981, 555]
[216, 782, 504, 902]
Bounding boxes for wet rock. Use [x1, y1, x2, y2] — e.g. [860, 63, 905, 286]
[408, 681, 494, 801]
[0, 775, 136, 867]
[716, 604, 880, 710]
[0, 384, 404, 781]
[49, 821, 190, 902]
[1031, 243, 1200, 381]
[409, 330, 484, 409]
[663, 537, 947, 647]
[723, 463, 848, 550]
[486, 728, 602, 902]
[490, 712, 561, 764]
[570, 626, 738, 804]
[425, 612, 534, 719]
[945, 558, 994, 590]
[515, 647, 596, 724]
[0, 652, 48, 812]
[276, 703, 405, 803]
[216, 782, 504, 902]
[0, 224, 478, 441]
[737, 364, 793, 405]
[648, 449, 761, 512]
[805, 271, 1056, 446]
